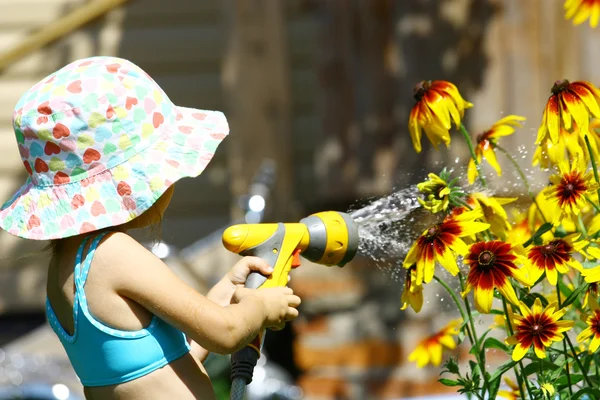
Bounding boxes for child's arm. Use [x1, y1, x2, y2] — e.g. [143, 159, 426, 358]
[100, 233, 301, 355]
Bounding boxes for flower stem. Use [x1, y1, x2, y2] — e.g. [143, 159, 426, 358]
[565, 334, 593, 387]
[555, 282, 573, 396]
[433, 275, 474, 345]
[459, 123, 487, 188]
[458, 272, 490, 396]
[584, 135, 600, 204]
[555, 280, 593, 387]
[578, 214, 588, 238]
[502, 298, 533, 399]
[585, 194, 600, 214]
[495, 144, 548, 224]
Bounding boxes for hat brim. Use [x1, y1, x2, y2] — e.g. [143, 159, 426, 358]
[0, 106, 229, 240]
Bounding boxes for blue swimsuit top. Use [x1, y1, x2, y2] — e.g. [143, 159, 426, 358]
[45, 232, 191, 387]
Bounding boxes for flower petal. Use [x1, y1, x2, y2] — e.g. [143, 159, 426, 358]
[546, 266, 558, 286]
[409, 105, 424, 153]
[512, 342, 530, 361]
[496, 278, 520, 307]
[481, 142, 502, 176]
[473, 282, 494, 314]
[571, 84, 600, 118]
[563, 91, 590, 135]
[436, 246, 459, 278]
[545, 95, 561, 144]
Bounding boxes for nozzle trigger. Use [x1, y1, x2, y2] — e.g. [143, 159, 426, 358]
[291, 248, 302, 268]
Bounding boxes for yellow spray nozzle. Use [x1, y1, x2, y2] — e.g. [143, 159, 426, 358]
[221, 211, 358, 290]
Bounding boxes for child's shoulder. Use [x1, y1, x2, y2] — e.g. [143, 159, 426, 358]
[96, 231, 154, 266]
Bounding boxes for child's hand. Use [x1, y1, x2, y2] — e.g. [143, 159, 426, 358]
[206, 256, 276, 307]
[226, 256, 274, 288]
[233, 286, 301, 331]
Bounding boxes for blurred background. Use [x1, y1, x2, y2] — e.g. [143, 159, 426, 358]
[0, 0, 599, 399]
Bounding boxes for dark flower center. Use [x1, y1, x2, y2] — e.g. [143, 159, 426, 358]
[414, 81, 431, 101]
[564, 183, 575, 196]
[427, 225, 439, 238]
[478, 250, 495, 266]
[594, 317, 600, 334]
[541, 243, 557, 255]
[476, 131, 491, 144]
[531, 324, 542, 334]
[551, 79, 570, 95]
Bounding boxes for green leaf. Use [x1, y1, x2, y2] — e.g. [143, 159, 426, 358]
[477, 329, 492, 348]
[468, 360, 479, 376]
[522, 359, 560, 377]
[555, 374, 584, 386]
[457, 330, 466, 345]
[482, 337, 510, 353]
[488, 359, 518, 400]
[529, 292, 550, 307]
[438, 378, 460, 387]
[488, 377, 502, 400]
[489, 359, 518, 382]
[548, 358, 569, 381]
[523, 222, 553, 247]
[571, 387, 600, 400]
[562, 282, 589, 308]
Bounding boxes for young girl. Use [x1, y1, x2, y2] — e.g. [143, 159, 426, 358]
[0, 56, 301, 399]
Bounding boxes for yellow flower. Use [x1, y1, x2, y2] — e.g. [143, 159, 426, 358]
[462, 241, 529, 313]
[404, 209, 490, 285]
[565, 0, 600, 27]
[467, 193, 516, 240]
[468, 115, 525, 184]
[533, 126, 588, 170]
[581, 264, 600, 283]
[583, 282, 600, 307]
[537, 79, 600, 145]
[545, 159, 598, 224]
[417, 172, 451, 213]
[577, 295, 600, 352]
[498, 376, 521, 400]
[524, 233, 587, 286]
[506, 298, 574, 361]
[528, 190, 577, 235]
[408, 319, 461, 367]
[400, 265, 424, 313]
[540, 382, 555, 398]
[408, 80, 473, 153]
[506, 208, 533, 246]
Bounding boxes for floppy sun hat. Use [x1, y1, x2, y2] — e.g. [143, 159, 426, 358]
[0, 56, 229, 240]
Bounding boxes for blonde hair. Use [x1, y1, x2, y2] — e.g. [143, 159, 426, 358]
[43, 200, 166, 257]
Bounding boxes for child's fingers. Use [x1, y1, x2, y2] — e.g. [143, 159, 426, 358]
[236, 256, 273, 276]
[285, 307, 299, 321]
[287, 294, 301, 308]
[231, 287, 253, 303]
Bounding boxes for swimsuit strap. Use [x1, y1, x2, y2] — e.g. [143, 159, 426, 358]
[75, 232, 110, 290]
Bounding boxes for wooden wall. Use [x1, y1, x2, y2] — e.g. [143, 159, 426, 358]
[311, 0, 600, 204]
[0, 0, 320, 312]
